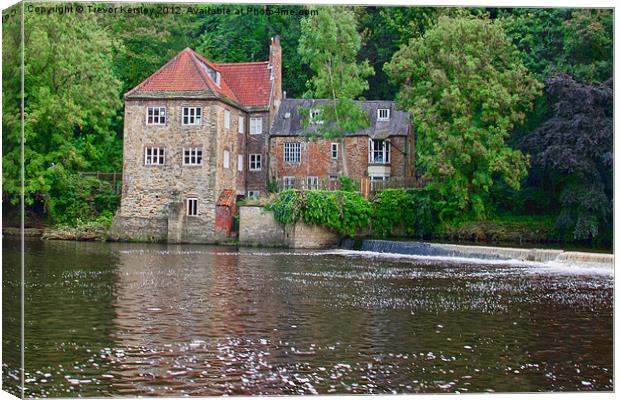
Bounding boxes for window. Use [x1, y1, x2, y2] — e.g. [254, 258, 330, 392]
[198, 60, 220, 87]
[307, 176, 319, 190]
[238, 115, 245, 134]
[223, 150, 230, 169]
[238, 154, 244, 171]
[250, 117, 262, 134]
[377, 108, 390, 121]
[182, 107, 202, 126]
[369, 139, 390, 164]
[248, 190, 260, 199]
[224, 109, 231, 129]
[310, 108, 323, 125]
[144, 147, 165, 165]
[331, 143, 338, 160]
[146, 107, 166, 125]
[284, 142, 301, 164]
[249, 154, 262, 171]
[283, 176, 295, 190]
[187, 197, 198, 216]
[183, 147, 203, 166]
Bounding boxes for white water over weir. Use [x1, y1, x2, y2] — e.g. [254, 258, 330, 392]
[359, 240, 614, 266]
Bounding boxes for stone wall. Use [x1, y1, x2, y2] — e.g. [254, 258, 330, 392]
[238, 205, 340, 248]
[112, 98, 244, 243]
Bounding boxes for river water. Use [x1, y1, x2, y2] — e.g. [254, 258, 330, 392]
[2, 238, 613, 396]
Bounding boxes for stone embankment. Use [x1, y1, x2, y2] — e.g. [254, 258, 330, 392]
[360, 240, 614, 265]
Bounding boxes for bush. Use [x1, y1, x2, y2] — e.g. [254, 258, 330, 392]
[47, 172, 119, 226]
[268, 189, 372, 236]
[372, 188, 437, 238]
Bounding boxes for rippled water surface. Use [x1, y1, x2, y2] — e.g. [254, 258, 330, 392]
[2, 238, 613, 396]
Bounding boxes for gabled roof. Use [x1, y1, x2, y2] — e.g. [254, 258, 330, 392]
[125, 48, 272, 109]
[270, 99, 411, 138]
[215, 62, 272, 108]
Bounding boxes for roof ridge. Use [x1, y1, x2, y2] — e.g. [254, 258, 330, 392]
[125, 51, 185, 96]
[187, 51, 217, 96]
[216, 61, 270, 66]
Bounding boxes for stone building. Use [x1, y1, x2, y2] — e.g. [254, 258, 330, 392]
[111, 37, 414, 243]
[111, 38, 282, 243]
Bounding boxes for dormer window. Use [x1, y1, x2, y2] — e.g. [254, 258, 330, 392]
[310, 108, 323, 125]
[377, 108, 390, 121]
[199, 60, 220, 87]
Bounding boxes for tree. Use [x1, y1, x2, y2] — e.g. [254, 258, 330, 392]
[2, 11, 122, 220]
[385, 15, 542, 220]
[521, 74, 612, 242]
[298, 5, 374, 177]
[194, 4, 310, 98]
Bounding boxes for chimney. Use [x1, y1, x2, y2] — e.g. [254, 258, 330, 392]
[269, 35, 282, 107]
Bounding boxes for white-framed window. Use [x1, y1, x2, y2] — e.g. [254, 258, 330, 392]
[183, 147, 203, 165]
[182, 107, 202, 126]
[187, 197, 198, 216]
[283, 176, 295, 190]
[377, 108, 390, 121]
[238, 115, 245, 134]
[284, 142, 301, 164]
[250, 117, 262, 134]
[331, 143, 338, 160]
[223, 150, 230, 169]
[224, 109, 231, 129]
[369, 139, 390, 164]
[249, 154, 262, 171]
[248, 190, 260, 199]
[238, 154, 244, 171]
[144, 147, 165, 165]
[307, 176, 319, 190]
[146, 107, 166, 125]
[310, 108, 323, 125]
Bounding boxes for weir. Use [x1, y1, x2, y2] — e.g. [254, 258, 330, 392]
[360, 240, 613, 265]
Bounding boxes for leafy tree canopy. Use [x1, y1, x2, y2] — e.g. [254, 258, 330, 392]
[298, 6, 374, 176]
[3, 11, 122, 220]
[385, 15, 542, 220]
[521, 74, 613, 241]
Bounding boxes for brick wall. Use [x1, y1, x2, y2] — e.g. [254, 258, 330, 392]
[245, 112, 269, 194]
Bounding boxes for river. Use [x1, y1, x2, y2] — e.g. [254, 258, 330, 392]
[2, 237, 613, 396]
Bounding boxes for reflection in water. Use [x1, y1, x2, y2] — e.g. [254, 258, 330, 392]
[2, 238, 613, 396]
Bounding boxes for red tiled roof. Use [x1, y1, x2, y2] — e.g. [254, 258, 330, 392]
[126, 48, 272, 108]
[215, 62, 272, 108]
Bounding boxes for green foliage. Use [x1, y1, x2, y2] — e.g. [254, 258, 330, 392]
[3, 11, 122, 212]
[46, 171, 119, 226]
[385, 15, 542, 220]
[372, 189, 437, 238]
[268, 190, 373, 236]
[267, 179, 279, 194]
[339, 176, 358, 192]
[499, 8, 612, 84]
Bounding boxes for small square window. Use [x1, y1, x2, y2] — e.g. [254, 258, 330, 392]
[377, 108, 390, 121]
[187, 197, 198, 216]
[145, 147, 165, 165]
[182, 107, 202, 126]
[248, 190, 260, 199]
[183, 147, 203, 166]
[307, 176, 319, 190]
[249, 154, 262, 171]
[146, 107, 166, 125]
